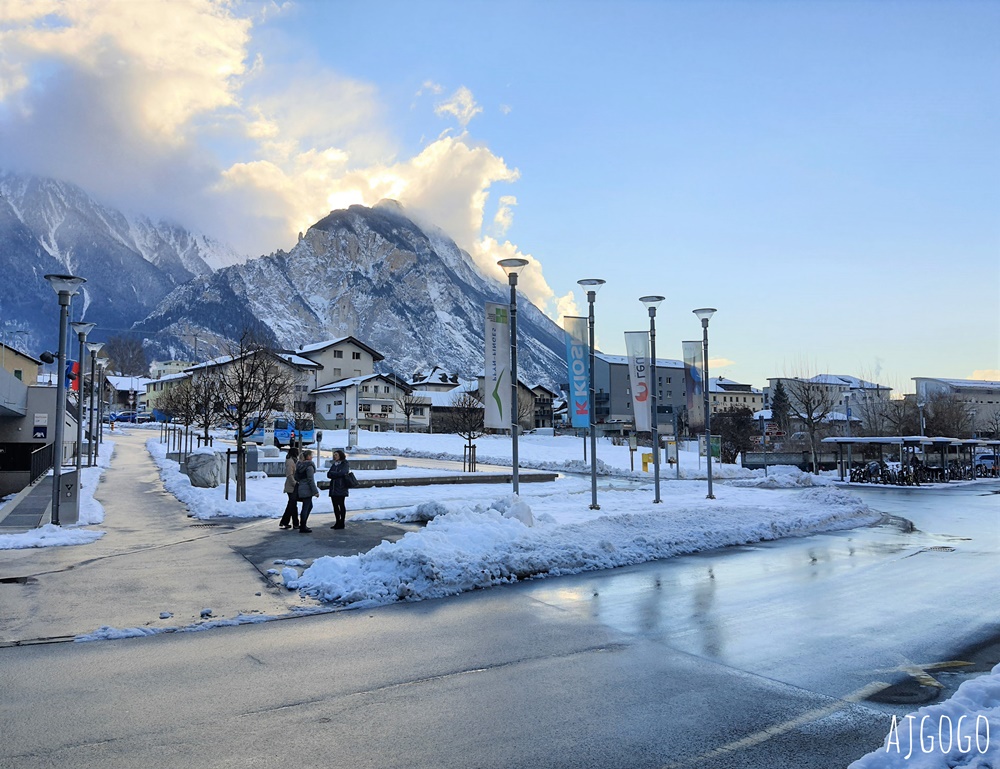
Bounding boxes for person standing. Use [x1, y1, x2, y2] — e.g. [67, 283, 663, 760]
[326, 449, 351, 529]
[279, 446, 300, 530]
[295, 449, 319, 533]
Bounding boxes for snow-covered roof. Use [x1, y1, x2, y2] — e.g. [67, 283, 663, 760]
[914, 377, 1000, 390]
[149, 371, 190, 384]
[409, 366, 461, 386]
[106, 375, 153, 392]
[296, 336, 383, 361]
[709, 376, 762, 394]
[596, 352, 684, 369]
[312, 373, 411, 395]
[277, 352, 321, 368]
[807, 374, 888, 390]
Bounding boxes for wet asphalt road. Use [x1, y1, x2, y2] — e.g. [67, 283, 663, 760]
[0, 476, 997, 768]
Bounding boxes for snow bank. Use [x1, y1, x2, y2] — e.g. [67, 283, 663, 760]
[849, 663, 999, 768]
[289, 487, 878, 608]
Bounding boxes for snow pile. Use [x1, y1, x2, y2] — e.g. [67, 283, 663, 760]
[289, 487, 877, 608]
[727, 465, 836, 489]
[75, 613, 280, 642]
[849, 662, 999, 768]
[0, 523, 105, 550]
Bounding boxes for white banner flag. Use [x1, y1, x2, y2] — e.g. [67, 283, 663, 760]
[485, 302, 511, 429]
[625, 331, 651, 432]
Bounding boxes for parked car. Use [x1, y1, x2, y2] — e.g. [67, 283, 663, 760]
[113, 411, 137, 423]
[974, 453, 998, 475]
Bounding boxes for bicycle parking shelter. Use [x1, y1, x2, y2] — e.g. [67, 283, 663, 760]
[822, 435, 1000, 484]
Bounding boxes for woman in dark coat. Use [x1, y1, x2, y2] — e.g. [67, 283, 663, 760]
[326, 449, 350, 529]
[295, 449, 319, 533]
[279, 446, 300, 530]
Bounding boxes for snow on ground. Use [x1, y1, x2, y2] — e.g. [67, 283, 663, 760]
[138, 428, 880, 610]
[849, 662, 999, 768]
[0, 439, 113, 549]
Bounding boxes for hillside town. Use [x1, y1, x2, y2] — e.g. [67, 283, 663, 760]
[2, 329, 998, 503]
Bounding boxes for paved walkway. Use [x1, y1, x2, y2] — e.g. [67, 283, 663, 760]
[0, 429, 415, 645]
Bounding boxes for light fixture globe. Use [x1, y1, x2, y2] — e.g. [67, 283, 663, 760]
[70, 321, 96, 339]
[577, 278, 606, 293]
[640, 295, 665, 310]
[498, 258, 529, 276]
[87, 341, 104, 355]
[44, 274, 86, 296]
[693, 307, 717, 323]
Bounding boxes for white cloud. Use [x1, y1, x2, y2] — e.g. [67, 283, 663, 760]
[0, 0, 569, 322]
[492, 195, 517, 236]
[971, 370, 1000, 382]
[434, 86, 482, 127]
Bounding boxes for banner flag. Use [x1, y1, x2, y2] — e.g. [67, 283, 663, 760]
[682, 341, 704, 430]
[66, 360, 80, 391]
[484, 302, 511, 429]
[625, 331, 650, 432]
[564, 316, 590, 429]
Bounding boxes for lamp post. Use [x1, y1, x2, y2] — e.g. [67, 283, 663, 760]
[96, 359, 107, 446]
[498, 258, 529, 495]
[692, 308, 717, 499]
[86, 341, 104, 466]
[44, 274, 86, 525]
[579, 278, 606, 509]
[844, 392, 852, 480]
[640, 295, 665, 503]
[70, 322, 96, 478]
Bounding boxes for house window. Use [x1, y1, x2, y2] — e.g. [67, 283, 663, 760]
[333, 350, 343, 358]
[381, 404, 393, 413]
[384, 386, 390, 394]
[362, 386, 369, 392]
[352, 352, 361, 360]
[325, 403, 331, 414]
[333, 368, 341, 377]
[413, 407, 424, 416]
[334, 399, 343, 406]
[359, 403, 371, 412]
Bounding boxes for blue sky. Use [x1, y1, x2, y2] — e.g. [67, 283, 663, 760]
[1, 0, 997, 392]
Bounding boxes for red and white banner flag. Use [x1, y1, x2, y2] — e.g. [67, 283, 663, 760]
[625, 332, 650, 432]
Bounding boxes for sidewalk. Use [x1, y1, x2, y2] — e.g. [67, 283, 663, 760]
[0, 430, 416, 646]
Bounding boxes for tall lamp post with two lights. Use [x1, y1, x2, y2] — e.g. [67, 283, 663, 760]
[578, 278, 605, 510]
[498, 258, 529, 495]
[640, 296, 665, 503]
[70, 322, 96, 476]
[87, 341, 104, 466]
[44, 274, 86, 525]
[693, 307, 717, 500]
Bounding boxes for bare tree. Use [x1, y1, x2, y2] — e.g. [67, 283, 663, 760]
[924, 393, 973, 438]
[783, 377, 838, 474]
[517, 391, 535, 431]
[441, 391, 485, 461]
[395, 391, 429, 432]
[105, 335, 148, 376]
[210, 332, 295, 501]
[981, 409, 1000, 440]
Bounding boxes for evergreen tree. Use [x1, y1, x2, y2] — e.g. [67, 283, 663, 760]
[770, 379, 791, 433]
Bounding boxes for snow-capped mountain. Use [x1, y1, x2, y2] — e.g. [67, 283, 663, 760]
[138, 201, 569, 387]
[0, 171, 244, 350]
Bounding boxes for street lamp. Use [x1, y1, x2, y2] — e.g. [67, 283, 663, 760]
[44, 273, 86, 525]
[692, 307, 717, 499]
[844, 392, 852, 480]
[499, 257, 529, 495]
[96, 359, 108, 446]
[640, 295, 665, 503]
[579, 278, 606, 509]
[70, 322, 96, 478]
[86, 341, 104, 466]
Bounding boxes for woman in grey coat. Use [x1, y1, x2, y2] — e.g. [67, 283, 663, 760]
[326, 449, 350, 529]
[294, 449, 320, 533]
